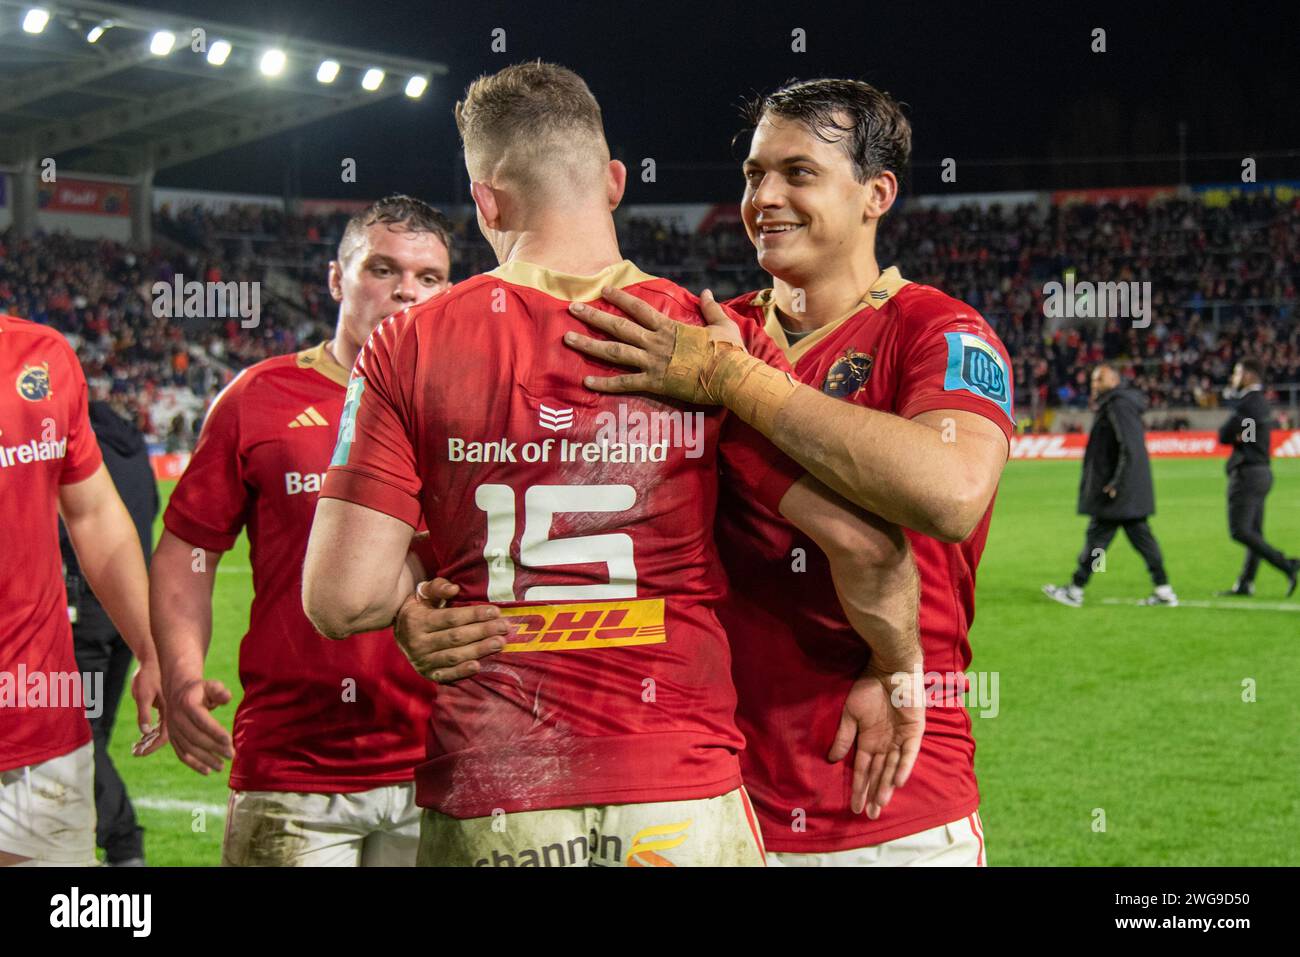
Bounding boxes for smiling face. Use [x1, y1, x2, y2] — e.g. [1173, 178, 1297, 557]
[741, 114, 878, 284]
[329, 223, 451, 353]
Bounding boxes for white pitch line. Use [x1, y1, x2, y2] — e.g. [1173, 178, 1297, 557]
[134, 797, 226, 817]
[1099, 598, 1300, 613]
[216, 566, 251, 574]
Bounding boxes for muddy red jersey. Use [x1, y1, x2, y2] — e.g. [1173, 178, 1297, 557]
[0, 316, 103, 772]
[322, 259, 800, 818]
[163, 343, 432, 792]
[719, 268, 1014, 851]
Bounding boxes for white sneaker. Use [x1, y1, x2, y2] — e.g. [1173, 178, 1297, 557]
[1138, 586, 1179, 607]
[1042, 584, 1083, 607]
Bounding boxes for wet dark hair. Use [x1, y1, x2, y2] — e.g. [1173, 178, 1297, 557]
[740, 77, 911, 184]
[338, 194, 454, 263]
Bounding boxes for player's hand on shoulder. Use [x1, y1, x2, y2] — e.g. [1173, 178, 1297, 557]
[394, 578, 509, 683]
[564, 287, 745, 401]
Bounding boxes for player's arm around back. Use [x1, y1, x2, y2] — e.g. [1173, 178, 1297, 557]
[392, 578, 512, 683]
[778, 473, 925, 816]
[302, 498, 424, 639]
[778, 474, 921, 673]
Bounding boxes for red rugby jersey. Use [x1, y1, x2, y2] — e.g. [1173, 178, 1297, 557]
[719, 267, 1014, 852]
[322, 259, 800, 818]
[0, 316, 103, 772]
[163, 342, 433, 792]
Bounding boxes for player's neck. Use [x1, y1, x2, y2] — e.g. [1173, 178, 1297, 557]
[772, 255, 881, 332]
[325, 333, 357, 375]
[495, 211, 624, 277]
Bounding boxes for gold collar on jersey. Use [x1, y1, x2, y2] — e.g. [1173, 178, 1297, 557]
[296, 341, 350, 387]
[752, 266, 910, 363]
[487, 259, 659, 302]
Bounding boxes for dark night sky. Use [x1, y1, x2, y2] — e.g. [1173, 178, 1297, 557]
[142, 0, 1300, 204]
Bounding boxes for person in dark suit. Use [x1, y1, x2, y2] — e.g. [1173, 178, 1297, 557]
[1043, 364, 1178, 607]
[1216, 359, 1300, 597]
[59, 400, 160, 866]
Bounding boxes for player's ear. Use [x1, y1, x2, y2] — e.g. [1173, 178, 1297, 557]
[470, 181, 501, 230]
[327, 260, 344, 303]
[863, 170, 899, 222]
[606, 159, 628, 211]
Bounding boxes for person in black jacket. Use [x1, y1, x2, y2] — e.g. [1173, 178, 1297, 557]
[59, 400, 160, 866]
[1043, 364, 1178, 607]
[1215, 359, 1300, 597]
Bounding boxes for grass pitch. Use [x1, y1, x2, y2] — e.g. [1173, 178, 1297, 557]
[110, 459, 1300, 866]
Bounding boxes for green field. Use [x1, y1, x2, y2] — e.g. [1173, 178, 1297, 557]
[108, 459, 1300, 865]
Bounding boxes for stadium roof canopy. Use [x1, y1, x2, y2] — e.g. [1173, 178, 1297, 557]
[0, 0, 446, 239]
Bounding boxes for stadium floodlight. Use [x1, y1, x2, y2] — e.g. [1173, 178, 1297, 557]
[21, 8, 49, 33]
[86, 20, 113, 43]
[361, 68, 384, 91]
[405, 75, 428, 98]
[149, 30, 176, 56]
[260, 49, 287, 77]
[316, 59, 340, 84]
[207, 40, 232, 66]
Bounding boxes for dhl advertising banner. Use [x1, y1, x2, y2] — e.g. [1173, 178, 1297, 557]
[1009, 431, 1300, 460]
[1046, 181, 1300, 209]
[1051, 185, 1178, 206]
[149, 453, 191, 480]
[38, 178, 130, 216]
[39, 178, 130, 215]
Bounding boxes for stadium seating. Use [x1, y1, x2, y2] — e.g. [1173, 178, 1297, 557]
[2, 192, 1296, 446]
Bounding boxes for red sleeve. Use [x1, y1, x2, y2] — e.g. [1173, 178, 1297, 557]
[716, 305, 803, 512]
[717, 417, 803, 514]
[59, 344, 103, 484]
[730, 305, 795, 375]
[895, 310, 1016, 440]
[320, 313, 423, 528]
[163, 371, 251, 552]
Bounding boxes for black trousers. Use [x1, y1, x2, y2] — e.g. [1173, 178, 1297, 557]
[1072, 517, 1168, 588]
[72, 624, 145, 863]
[1227, 464, 1290, 583]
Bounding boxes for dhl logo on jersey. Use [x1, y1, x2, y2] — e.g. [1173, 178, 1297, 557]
[500, 599, 665, 653]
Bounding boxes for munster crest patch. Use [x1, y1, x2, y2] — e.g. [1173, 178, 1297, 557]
[823, 350, 873, 399]
[16, 363, 51, 401]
